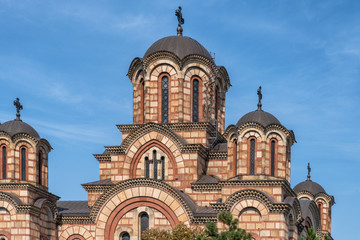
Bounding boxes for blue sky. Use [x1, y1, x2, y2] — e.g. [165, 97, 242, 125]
[0, 0, 359, 238]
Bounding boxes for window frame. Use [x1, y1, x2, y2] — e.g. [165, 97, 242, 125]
[1, 146, 6, 179]
[20, 147, 27, 181]
[270, 139, 277, 177]
[158, 73, 170, 123]
[248, 138, 256, 175]
[191, 77, 202, 122]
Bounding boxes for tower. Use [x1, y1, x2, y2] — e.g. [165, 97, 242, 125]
[0, 98, 58, 239]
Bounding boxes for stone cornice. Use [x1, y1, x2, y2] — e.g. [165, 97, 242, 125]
[58, 216, 93, 225]
[0, 183, 60, 201]
[191, 179, 296, 197]
[93, 154, 111, 162]
[208, 152, 227, 160]
[82, 185, 113, 193]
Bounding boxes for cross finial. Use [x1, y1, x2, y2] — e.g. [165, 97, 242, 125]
[307, 162, 311, 180]
[257, 86, 262, 110]
[13, 97, 23, 120]
[175, 6, 184, 36]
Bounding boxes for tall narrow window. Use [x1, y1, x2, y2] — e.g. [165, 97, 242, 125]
[271, 140, 276, 176]
[161, 156, 165, 180]
[233, 140, 237, 176]
[141, 79, 145, 123]
[38, 151, 42, 184]
[215, 86, 219, 121]
[139, 212, 149, 239]
[2, 147, 6, 179]
[192, 79, 199, 122]
[21, 148, 26, 181]
[161, 76, 169, 123]
[250, 139, 255, 175]
[153, 150, 158, 179]
[145, 157, 149, 178]
[318, 203, 323, 228]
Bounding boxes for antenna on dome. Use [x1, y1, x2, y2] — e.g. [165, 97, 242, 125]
[257, 86, 262, 110]
[307, 162, 311, 180]
[13, 97, 23, 120]
[175, 6, 184, 36]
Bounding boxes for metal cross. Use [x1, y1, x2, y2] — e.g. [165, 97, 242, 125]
[307, 163, 311, 180]
[257, 86, 262, 110]
[175, 6, 184, 36]
[13, 97, 23, 120]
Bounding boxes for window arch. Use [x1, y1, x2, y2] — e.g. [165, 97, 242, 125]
[161, 75, 169, 123]
[1, 146, 6, 179]
[139, 212, 149, 239]
[120, 232, 130, 240]
[249, 138, 256, 175]
[192, 78, 200, 122]
[270, 139, 277, 176]
[233, 139, 237, 177]
[21, 147, 26, 181]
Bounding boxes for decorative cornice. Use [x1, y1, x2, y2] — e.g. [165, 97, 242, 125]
[0, 183, 60, 201]
[93, 154, 111, 162]
[82, 185, 113, 193]
[191, 179, 296, 197]
[208, 152, 227, 160]
[58, 216, 93, 225]
[180, 144, 208, 159]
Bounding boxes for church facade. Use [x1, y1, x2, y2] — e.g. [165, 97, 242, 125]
[0, 10, 334, 240]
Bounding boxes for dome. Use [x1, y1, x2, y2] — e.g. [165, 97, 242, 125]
[0, 119, 40, 139]
[236, 109, 281, 127]
[293, 180, 326, 195]
[143, 36, 212, 60]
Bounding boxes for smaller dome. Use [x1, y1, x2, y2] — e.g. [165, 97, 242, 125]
[0, 119, 40, 139]
[236, 109, 281, 127]
[293, 180, 326, 195]
[144, 36, 212, 60]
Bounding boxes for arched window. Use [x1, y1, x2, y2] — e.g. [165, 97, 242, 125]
[21, 148, 26, 181]
[153, 150, 158, 179]
[139, 212, 149, 239]
[0, 235, 8, 240]
[249, 139, 255, 175]
[233, 139, 237, 176]
[140, 79, 145, 123]
[161, 76, 169, 123]
[38, 151, 42, 185]
[215, 85, 220, 121]
[318, 202, 323, 228]
[145, 156, 149, 178]
[192, 79, 199, 122]
[270, 140, 276, 176]
[2, 146, 6, 179]
[120, 232, 130, 240]
[161, 156, 165, 180]
[144, 150, 165, 180]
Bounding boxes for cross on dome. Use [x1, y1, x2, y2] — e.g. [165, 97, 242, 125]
[13, 97, 23, 120]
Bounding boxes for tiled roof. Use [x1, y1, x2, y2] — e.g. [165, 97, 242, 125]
[192, 175, 220, 184]
[81, 178, 114, 186]
[57, 201, 90, 217]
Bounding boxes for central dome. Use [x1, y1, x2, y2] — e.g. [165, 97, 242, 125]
[144, 36, 212, 60]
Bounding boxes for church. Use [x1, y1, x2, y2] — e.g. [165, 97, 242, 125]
[0, 7, 334, 240]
